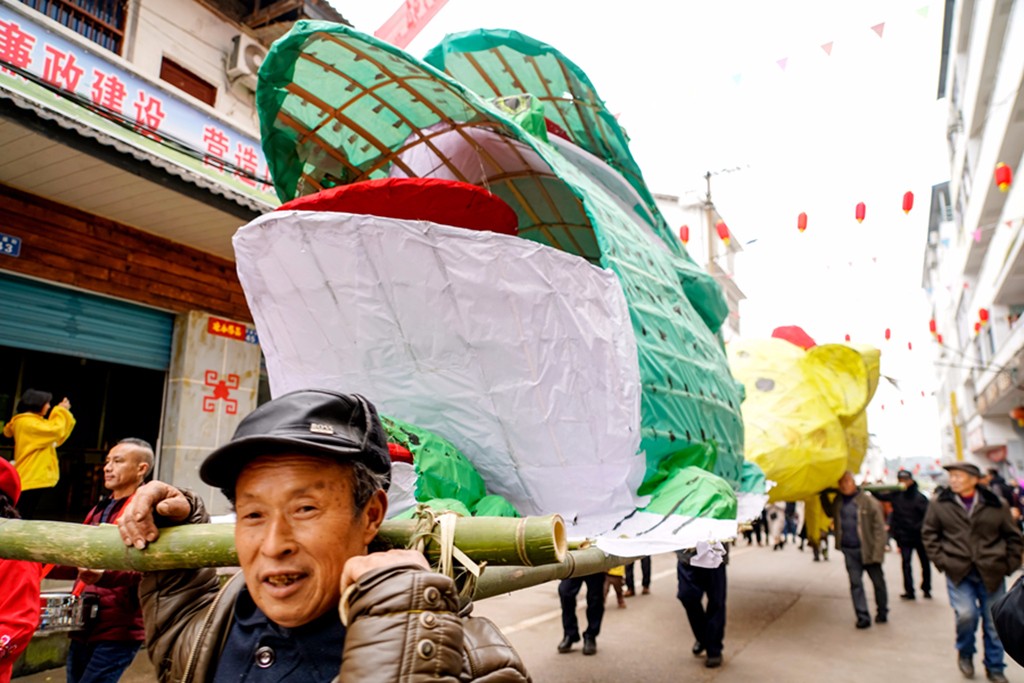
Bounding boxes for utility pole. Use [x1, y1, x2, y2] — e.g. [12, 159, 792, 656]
[704, 170, 715, 266]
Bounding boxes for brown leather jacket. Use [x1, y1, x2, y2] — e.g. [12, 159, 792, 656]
[139, 492, 530, 683]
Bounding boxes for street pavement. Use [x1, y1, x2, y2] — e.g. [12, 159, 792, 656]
[16, 541, 1024, 682]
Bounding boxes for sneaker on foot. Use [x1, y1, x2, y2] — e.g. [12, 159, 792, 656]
[958, 654, 975, 678]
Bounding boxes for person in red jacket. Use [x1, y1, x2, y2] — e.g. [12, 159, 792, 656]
[54, 439, 153, 683]
[0, 458, 42, 683]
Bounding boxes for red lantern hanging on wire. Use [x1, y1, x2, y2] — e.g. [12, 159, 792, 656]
[679, 225, 690, 245]
[855, 202, 866, 223]
[884, 328, 891, 340]
[902, 191, 914, 214]
[979, 308, 990, 324]
[908, 341, 912, 350]
[844, 334, 851, 342]
[995, 163, 1013, 192]
[716, 220, 730, 246]
[928, 318, 937, 335]
[797, 212, 808, 232]
[974, 321, 982, 334]
[937, 333, 944, 344]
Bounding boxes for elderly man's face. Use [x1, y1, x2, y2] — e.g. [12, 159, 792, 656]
[949, 470, 979, 496]
[838, 472, 857, 496]
[234, 455, 385, 628]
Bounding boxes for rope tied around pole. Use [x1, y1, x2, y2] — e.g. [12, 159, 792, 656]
[408, 505, 483, 601]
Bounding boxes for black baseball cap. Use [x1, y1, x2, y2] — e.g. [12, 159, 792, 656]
[943, 462, 982, 478]
[200, 389, 391, 491]
[896, 469, 913, 480]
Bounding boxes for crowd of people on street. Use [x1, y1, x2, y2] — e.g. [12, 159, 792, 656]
[6, 386, 1024, 681]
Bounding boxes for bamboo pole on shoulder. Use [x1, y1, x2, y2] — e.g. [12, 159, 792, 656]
[472, 547, 640, 600]
[0, 514, 567, 571]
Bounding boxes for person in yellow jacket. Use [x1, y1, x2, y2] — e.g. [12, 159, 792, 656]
[3, 389, 76, 517]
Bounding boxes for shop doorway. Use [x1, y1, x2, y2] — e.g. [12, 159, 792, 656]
[0, 347, 165, 520]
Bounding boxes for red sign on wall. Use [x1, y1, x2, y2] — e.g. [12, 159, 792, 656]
[374, 0, 448, 49]
[208, 316, 245, 341]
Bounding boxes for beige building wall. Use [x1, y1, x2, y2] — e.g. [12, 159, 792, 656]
[160, 310, 261, 515]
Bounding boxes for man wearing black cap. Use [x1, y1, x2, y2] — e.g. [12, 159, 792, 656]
[873, 469, 931, 600]
[923, 462, 1023, 683]
[117, 389, 529, 683]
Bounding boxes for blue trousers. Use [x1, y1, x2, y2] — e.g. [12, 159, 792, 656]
[559, 573, 606, 639]
[676, 560, 727, 657]
[947, 570, 1006, 674]
[67, 640, 141, 683]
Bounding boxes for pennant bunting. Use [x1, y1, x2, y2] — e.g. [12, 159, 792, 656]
[871, 22, 885, 38]
[821, 42, 833, 56]
[777, 58, 788, 71]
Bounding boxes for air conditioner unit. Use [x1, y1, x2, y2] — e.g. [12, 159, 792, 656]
[227, 34, 267, 92]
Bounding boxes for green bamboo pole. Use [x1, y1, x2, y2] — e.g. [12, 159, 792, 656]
[0, 514, 567, 571]
[472, 547, 640, 600]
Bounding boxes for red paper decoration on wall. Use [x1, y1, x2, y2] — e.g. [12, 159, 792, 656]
[855, 202, 866, 223]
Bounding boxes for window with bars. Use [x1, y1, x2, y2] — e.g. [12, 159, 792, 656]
[18, 0, 127, 54]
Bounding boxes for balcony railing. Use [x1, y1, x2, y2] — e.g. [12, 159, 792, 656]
[17, 0, 126, 54]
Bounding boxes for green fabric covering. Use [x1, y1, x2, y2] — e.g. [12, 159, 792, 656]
[740, 460, 767, 495]
[393, 498, 472, 520]
[256, 22, 747, 496]
[642, 466, 737, 520]
[472, 494, 521, 518]
[380, 415, 487, 510]
[490, 93, 548, 142]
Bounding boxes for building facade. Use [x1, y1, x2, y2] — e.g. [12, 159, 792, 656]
[655, 189, 746, 342]
[924, 0, 1024, 474]
[0, 0, 346, 519]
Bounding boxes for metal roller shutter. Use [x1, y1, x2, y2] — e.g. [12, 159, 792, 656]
[0, 271, 174, 370]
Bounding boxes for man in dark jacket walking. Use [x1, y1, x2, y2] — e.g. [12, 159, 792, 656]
[922, 462, 1023, 683]
[57, 438, 153, 683]
[874, 469, 931, 600]
[821, 471, 889, 629]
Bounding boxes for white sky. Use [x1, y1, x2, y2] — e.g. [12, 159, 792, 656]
[336, 1, 949, 462]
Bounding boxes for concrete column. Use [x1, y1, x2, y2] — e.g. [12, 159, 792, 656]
[159, 310, 261, 515]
